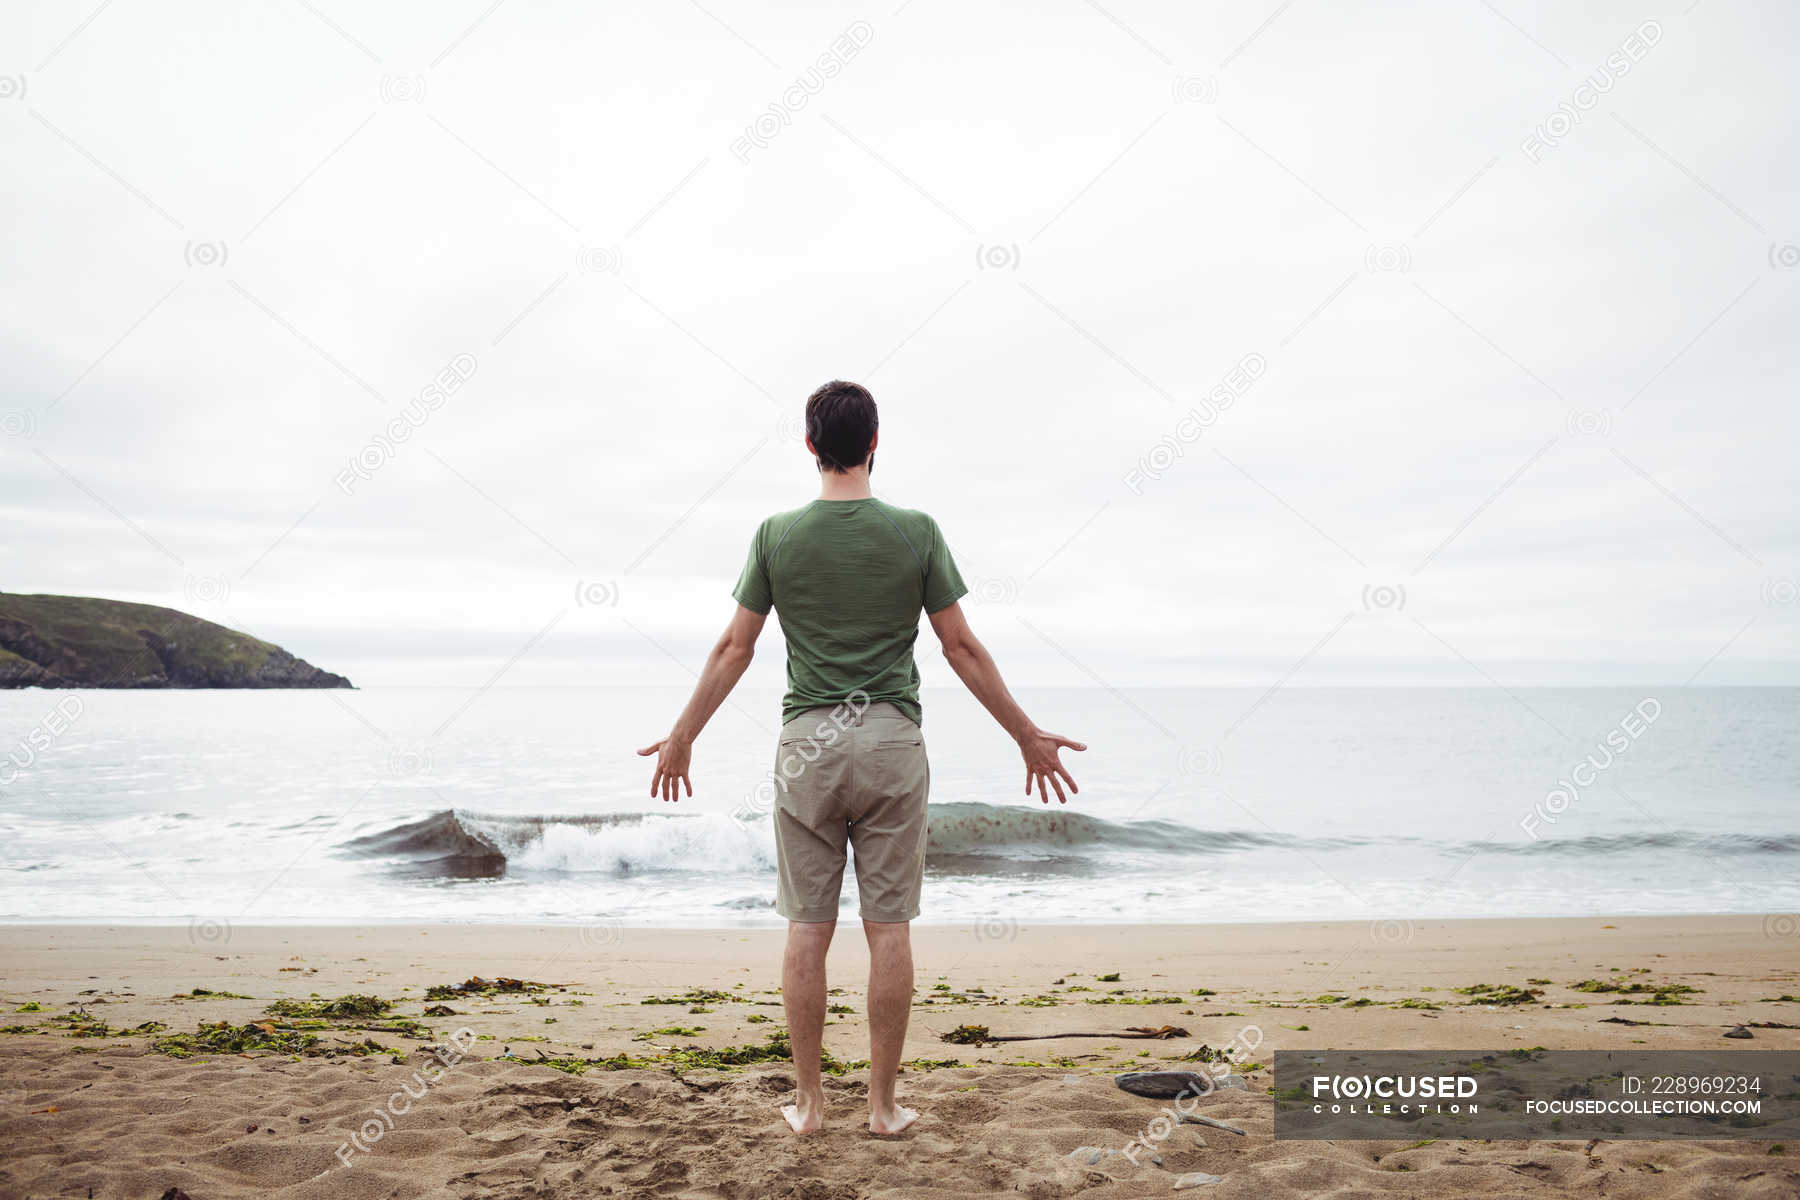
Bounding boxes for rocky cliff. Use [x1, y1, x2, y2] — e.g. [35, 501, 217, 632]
[0, 593, 352, 689]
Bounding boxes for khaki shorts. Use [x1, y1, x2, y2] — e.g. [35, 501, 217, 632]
[772, 701, 930, 924]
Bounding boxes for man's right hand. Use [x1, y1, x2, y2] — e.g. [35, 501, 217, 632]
[1019, 728, 1085, 804]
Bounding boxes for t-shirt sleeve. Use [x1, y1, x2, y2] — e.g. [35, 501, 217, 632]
[731, 522, 773, 614]
[922, 517, 969, 614]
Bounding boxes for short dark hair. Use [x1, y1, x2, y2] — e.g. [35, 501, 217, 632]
[804, 380, 878, 472]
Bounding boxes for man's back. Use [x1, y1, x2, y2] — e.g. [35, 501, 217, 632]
[732, 498, 967, 726]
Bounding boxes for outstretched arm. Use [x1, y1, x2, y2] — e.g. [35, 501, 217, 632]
[637, 603, 767, 801]
[927, 600, 1085, 804]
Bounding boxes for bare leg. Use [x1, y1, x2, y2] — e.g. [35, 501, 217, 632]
[863, 919, 918, 1134]
[781, 919, 835, 1133]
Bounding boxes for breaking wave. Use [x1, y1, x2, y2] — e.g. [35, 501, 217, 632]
[334, 804, 1799, 881]
[337, 810, 773, 879]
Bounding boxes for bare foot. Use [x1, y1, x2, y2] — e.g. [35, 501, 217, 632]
[782, 1100, 825, 1134]
[868, 1104, 918, 1135]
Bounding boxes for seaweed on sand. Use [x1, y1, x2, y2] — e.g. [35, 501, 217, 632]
[152, 1020, 394, 1059]
[525, 1030, 847, 1077]
[1084, 995, 1185, 1006]
[425, 977, 555, 1000]
[1454, 983, 1543, 1006]
[264, 994, 392, 1019]
[639, 987, 734, 1006]
[47, 1009, 112, 1037]
[1570, 979, 1701, 1005]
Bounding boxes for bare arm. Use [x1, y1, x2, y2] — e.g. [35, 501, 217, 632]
[927, 601, 1086, 804]
[637, 603, 767, 801]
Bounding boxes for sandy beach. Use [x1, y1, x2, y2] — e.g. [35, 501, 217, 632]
[2, 916, 1796, 1198]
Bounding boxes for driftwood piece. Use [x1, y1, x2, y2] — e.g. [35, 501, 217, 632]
[1176, 1112, 1247, 1136]
[940, 1023, 1188, 1046]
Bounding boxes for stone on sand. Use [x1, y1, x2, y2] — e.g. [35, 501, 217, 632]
[1116, 1071, 1215, 1099]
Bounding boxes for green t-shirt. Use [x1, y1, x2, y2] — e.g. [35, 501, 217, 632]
[732, 498, 968, 726]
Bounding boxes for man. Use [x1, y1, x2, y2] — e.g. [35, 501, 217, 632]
[637, 380, 1085, 1136]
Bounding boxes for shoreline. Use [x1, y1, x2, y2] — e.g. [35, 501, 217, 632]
[8, 915, 1796, 1052]
[0, 909, 1782, 928]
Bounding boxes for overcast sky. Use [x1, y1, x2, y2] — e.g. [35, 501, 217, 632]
[2, 0, 1795, 689]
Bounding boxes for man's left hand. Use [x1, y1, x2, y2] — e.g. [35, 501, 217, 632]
[637, 736, 693, 802]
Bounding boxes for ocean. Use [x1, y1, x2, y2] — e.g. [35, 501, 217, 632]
[1, 686, 1795, 930]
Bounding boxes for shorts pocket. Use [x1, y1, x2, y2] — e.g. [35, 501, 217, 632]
[876, 737, 922, 748]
